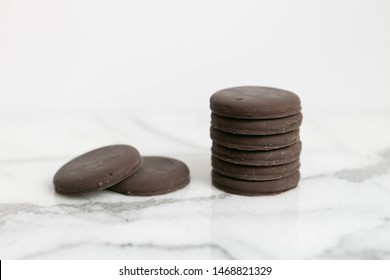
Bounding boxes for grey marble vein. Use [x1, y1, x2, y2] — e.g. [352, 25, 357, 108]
[314, 232, 390, 260]
[317, 247, 390, 259]
[302, 147, 390, 183]
[21, 242, 88, 260]
[335, 148, 390, 182]
[21, 241, 234, 260]
[0, 193, 230, 228]
[105, 242, 235, 259]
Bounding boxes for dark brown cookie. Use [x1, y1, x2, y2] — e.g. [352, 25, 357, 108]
[53, 145, 142, 195]
[210, 86, 301, 119]
[212, 156, 300, 181]
[109, 156, 190, 196]
[211, 170, 300, 195]
[210, 126, 300, 151]
[212, 141, 302, 166]
[211, 112, 302, 135]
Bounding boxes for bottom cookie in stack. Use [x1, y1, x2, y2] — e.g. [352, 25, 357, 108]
[211, 169, 300, 196]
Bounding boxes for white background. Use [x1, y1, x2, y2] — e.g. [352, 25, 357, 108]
[1, 0, 389, 116]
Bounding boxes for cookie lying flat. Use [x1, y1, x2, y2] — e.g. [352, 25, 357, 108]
[53, 145, 142, 195]
[211, 112, 302, 135]
[212, 170, 300, 195]
[212, 141, 302, 166]
[212, 156, 300, 181]
[210, 86, 301, 119]
[210, 127, 300, 151]
[109, 156, 190, 196]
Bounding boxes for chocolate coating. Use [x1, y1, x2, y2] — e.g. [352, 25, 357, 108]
[109, 156, 190, 196]
[210, 126, 300, 151]
[53, 145, 142, 195]
[211, 112, 302, 135]
[212, 141, 302, 166]
[212, 170, 300, 195]
[210, 86, 301, 119]
[212, 156, 300, 181]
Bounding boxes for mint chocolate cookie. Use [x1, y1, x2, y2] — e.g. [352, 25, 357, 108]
[211, 112, 302, 135]
[212, 170, 300, 195]
[211, 141, 302, 166]
[109, 156, 190, 196]
[210, 86, 301, 119]
[53, 145, 142, 195]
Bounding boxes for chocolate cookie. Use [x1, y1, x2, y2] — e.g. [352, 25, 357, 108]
[211, 112, 302, 135]
[210, 86, 301, 119]
[212, 141, 302, 166]
[109, 156, 190, 196]
[211, 170, 300, 195]
[210, 126, 300, 151]
[53, 145, 142, 195]
[212, 156, 300, 181]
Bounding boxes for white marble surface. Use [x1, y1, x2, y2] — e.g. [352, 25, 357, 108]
[1, 108, 390, 259]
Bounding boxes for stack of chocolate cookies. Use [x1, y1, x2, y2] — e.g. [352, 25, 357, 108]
[210, 86, 302, 195]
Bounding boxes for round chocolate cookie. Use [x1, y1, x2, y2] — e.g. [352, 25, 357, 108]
[210, 127, 300, 151]
[212, 156, 300, 181]
[210, 86, 301, 119]
[53, 145, 142, 195]
[212, 141, 302, 166]
[211, 112, 302, 135]
[211, 170, 300, 195]
[109, 156, 190, 196]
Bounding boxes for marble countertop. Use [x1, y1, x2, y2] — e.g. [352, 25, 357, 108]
[1, 107, 390, 260]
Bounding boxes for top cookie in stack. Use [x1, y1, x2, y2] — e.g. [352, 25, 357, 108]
[209, 86, 302, 195]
